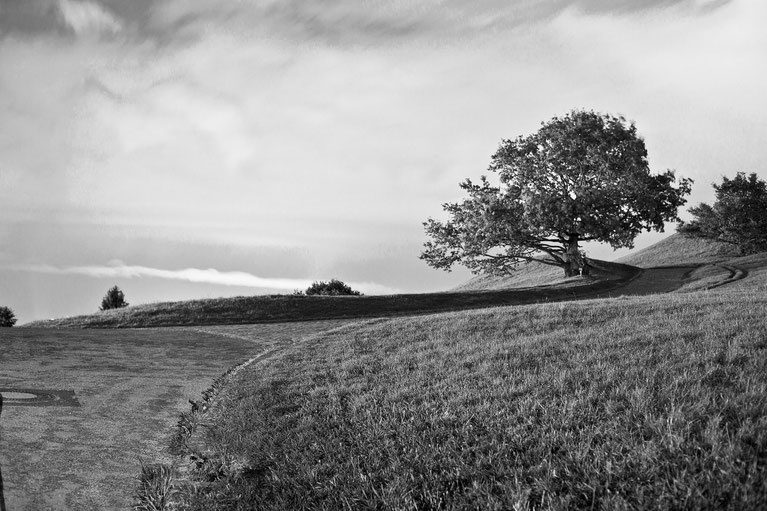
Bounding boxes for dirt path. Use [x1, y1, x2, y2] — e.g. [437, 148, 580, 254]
[0, 320, 352, 510]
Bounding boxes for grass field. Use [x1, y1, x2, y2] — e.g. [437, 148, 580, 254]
[136, 258, 767, 510]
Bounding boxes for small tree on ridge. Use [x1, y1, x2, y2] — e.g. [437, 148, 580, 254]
[100, 285, 129, 311]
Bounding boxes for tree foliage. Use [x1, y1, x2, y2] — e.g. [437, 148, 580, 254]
[0, 306, 17, 327]
[100, 285, 129, 311]
[421, 110, 692, 277]
[305, 279, 362, 296]
[678, 172, 767, 254]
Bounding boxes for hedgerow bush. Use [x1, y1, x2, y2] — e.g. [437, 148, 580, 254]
[305, 279, 362, 296]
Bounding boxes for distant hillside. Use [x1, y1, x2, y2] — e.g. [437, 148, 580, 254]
[24, 260, 639, 328]
[25, 236, 759, 329]
[617, 233, 741, 268]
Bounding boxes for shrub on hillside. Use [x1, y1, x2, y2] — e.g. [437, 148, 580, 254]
[305, 279, 362, 296]
[0, 306, 17, 327]
[100, 285, 129, 311]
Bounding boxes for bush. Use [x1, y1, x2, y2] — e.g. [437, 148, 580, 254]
[100, 285, 129, 311]
[0, 306, 17, 327]
[305, 279, 362, 296]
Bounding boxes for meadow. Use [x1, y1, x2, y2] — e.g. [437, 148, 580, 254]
[136, 254, 767, 510]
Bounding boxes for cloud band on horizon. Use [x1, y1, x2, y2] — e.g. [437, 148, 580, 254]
[3, 263, 398, 295]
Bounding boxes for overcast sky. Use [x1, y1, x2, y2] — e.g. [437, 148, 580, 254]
[1, 0, 765, 323]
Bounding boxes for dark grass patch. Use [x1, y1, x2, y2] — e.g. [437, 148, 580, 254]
[0, 388, 80, 407]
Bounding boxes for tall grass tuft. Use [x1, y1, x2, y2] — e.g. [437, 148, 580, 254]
[134, 461, 178, 511]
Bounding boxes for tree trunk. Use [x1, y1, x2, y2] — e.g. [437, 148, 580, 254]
[563, 235, 582, 277]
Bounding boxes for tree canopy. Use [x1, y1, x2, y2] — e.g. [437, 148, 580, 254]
[421, 110, 692, 277]
[100, 285, 129, 311]
[678, 172, 767, 254]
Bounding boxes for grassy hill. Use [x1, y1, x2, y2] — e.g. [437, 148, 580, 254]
[24, 259, 639, 328]
[16, 234, 764, 508]
[618, 233, 742, 267]
[138, 260, 767, 510]
[24, 236, 748, 329]
[457, 233, 742, 291]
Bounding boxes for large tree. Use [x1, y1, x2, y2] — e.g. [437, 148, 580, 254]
[678, 172, 767, 254]
[421, 110, 692, 277]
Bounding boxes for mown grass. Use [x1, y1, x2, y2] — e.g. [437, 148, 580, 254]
[155, 278, 767, 510]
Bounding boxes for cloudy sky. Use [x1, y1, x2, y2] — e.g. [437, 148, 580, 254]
[1, 0, 765, 323]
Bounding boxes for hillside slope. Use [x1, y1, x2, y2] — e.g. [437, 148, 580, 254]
[457, 234, 742, 292]
[453, 260, 563, 291]
[22, 237, 761, 329]
[147, 265, 767, 510]
[23, 259, 639, 328]
[617, 233, 741, 267]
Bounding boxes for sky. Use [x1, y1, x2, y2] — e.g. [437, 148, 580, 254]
[1, 0, 765, 323]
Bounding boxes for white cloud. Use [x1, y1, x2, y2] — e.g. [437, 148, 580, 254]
[57, 0, 122, 36]
[4, 263, 398, 295]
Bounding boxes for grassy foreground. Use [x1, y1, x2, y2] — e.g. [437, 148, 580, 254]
[142, 278, 767, 509]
